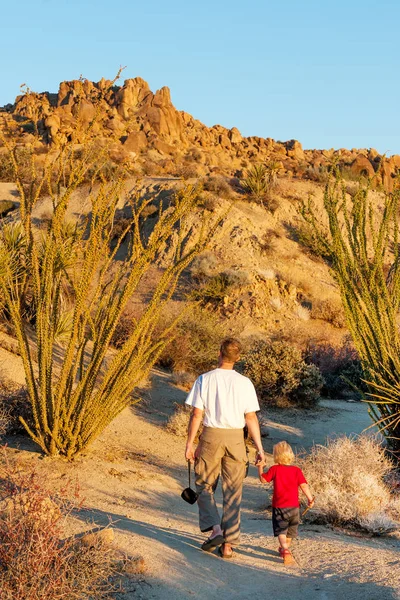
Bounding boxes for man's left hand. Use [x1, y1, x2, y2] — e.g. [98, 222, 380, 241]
[255, 451, 265, 466]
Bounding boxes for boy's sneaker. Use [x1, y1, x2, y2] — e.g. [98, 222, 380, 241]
[282, 549, 295, 566]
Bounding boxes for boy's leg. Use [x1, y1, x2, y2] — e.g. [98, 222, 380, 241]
[278, 533, 289, 550]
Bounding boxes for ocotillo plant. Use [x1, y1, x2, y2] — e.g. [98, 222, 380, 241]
[301, 174, 400, 455]
[0, 133, 222, 459]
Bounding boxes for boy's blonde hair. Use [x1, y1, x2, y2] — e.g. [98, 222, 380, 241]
[273, 441, 295, 465]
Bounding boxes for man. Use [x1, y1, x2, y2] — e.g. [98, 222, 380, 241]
[185, 338, 264, 558]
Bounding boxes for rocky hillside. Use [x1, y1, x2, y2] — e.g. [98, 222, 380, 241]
[1, 76, 399, 188]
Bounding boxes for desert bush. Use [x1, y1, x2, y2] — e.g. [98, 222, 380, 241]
[306, 340, 365, 399]
[258, 232, 278, 255]
[166, 403, 202, 437]
[303, 164, 330, 184]
[192, 269, 251, 307]
[0, 147, 33, 182]
[174, 163, 199, 179]
[158, 307, 229, 375]
[0, 458, 117, 599]
[243, 340, 323, 407]
[190, 251, 219, 281]
[110, 215, 133, 242]
[0, 85, 222, 458]
[0, 380, 32, 436]
[298, 436, 399, 533]
[196, 192, 218, 212]
[171, 371, 196, 391]
[110, 309, 137, 349]
[294, 221, 332, 262]
[202, 175, 233, 197]
[311, 297, 346, 328]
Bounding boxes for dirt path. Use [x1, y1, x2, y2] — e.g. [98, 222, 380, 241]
[3, 360, 400, 599]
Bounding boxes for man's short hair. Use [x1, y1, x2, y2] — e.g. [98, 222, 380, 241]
[220, 338, 242, 362]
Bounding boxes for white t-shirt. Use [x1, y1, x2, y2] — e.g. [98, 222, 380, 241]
[185, 368, 260, 429]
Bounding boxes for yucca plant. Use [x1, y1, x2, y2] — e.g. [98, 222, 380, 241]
[0, 85, 223, 458]
[301, 173, 400, 455]
[241, 161, 280, 210]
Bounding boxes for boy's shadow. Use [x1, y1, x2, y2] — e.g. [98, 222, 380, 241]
[234, 545, 282, 564]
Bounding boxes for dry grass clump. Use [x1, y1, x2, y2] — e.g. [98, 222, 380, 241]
[295, 305, 311, 321]
[190, 251, 219, 281]
[0, 458, 117, 599]
[299, 436, 400, 533]
[202, 175, 233, 198]
[0, 380, 32, 437]
[311, 297, 346, 328]
[167, 404, 191, 437]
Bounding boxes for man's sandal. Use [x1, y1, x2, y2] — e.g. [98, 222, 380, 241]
[201, 534, 225, 552]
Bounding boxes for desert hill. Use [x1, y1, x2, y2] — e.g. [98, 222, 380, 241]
[1, 76, 400, 188]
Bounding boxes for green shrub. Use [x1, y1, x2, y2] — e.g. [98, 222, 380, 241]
[306, 340, 366, 399]
[243, 340, 323, 407]
[294, 221, 332, 262]
[158, 307, 232, 375]
[0, 147, 33, 182]
[192, 269, 251, 307]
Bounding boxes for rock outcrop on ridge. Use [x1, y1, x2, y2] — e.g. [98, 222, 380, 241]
[0, 76, 399, 188]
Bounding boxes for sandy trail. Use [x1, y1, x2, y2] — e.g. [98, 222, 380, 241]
[2, 356, 399, 600]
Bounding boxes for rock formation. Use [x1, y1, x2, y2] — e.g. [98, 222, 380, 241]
[1, 76, 399, 189]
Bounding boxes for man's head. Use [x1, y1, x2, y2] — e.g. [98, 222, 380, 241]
[219, 338, 242, 364]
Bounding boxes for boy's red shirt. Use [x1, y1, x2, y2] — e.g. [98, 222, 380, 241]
[261, 464, 307, 508]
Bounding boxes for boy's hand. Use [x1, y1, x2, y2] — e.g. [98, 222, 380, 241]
[308, 497, 315, 508]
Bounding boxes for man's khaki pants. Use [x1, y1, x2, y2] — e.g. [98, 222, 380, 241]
[195, 426, 247, 545]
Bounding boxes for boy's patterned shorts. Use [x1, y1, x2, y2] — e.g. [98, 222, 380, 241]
[272, 507, 300, 538]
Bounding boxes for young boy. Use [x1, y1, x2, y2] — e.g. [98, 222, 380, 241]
[258, 441, 314, 565]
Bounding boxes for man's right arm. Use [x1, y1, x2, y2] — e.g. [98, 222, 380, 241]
[245, 411, 264, 465]
[185, 407, 203, 462]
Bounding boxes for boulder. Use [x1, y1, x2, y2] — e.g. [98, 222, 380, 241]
[350, 154, 375, 178]
[123, 130, 147, 153]
[229, 127, 242, 144]
[286, 139, 305, 161]
[115, 77, 151, 119]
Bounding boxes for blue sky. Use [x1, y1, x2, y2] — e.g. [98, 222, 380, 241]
[1, 0, 399, 154]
